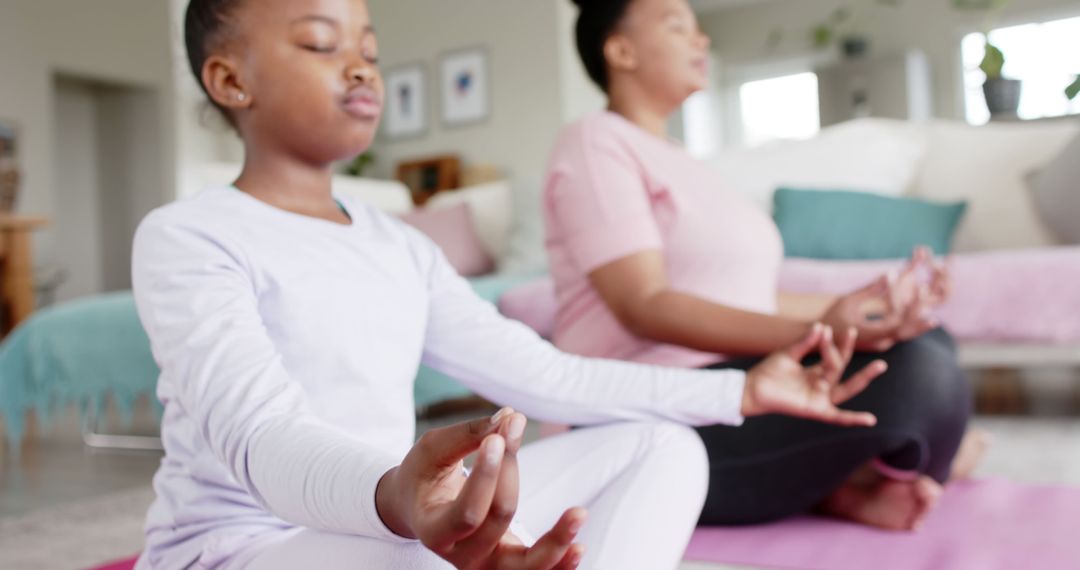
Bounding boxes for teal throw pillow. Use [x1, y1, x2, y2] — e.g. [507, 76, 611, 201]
[773, 188, 967, 260]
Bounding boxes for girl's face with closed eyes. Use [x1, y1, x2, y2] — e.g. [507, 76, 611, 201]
[202, 0, 384, 165]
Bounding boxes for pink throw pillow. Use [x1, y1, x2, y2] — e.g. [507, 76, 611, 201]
[400, 203, 495, 277]
[498, 277, 558, 338]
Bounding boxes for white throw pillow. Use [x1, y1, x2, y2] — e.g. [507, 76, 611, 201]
[711, 118, 928, 212]
[332, 175, 414, 215]
[181, 161, 415, 215]
[913, 120, 1080, 252]
[498, 176, 550, 275]
[426, 181, 512, 261]
[1029, 131, 1080, 244]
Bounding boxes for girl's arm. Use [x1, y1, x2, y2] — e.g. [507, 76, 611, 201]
[414, 230, 878, 430]
[133, 213, 410, 543]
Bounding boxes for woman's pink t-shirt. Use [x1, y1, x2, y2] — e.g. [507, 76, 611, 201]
[543, 111, 785, 368]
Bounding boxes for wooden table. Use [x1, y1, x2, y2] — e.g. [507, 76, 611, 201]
[0, 215, 48, 337]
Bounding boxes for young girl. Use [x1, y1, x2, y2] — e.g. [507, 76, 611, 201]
[132, 0, 886, 568]
[544, 0, 981, 532]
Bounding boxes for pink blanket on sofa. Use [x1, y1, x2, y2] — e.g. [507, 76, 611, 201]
[499, 247, 1080, 344]
[779, 247, 1080, 344]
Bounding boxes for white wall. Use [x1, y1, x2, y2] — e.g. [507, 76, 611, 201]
[168, 0, 244, 199]
[699, 0, 1080, 121]
[52, 79, 104, 301]
[0, 0, 176, 296]
[366, 0, 599, 187]
[555, 1, 608, 124]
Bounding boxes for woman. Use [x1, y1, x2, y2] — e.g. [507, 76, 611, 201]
[132, 0, 886, 568]
[544, 0, 984, 531]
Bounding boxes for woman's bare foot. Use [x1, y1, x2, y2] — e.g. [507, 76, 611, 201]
[949, 428, 991, 481]
[818, 474, 943, 531]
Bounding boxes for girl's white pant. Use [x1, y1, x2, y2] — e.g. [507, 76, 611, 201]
[232, 421, 710, 570]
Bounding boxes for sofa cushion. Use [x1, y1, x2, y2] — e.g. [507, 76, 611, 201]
[181, 161, 416, 215]
[426, 181, 512, 261]
[773, 188, 967, 260]
[913, 120, 1079, 252]
[1029, 131, 1080, 244]
[400, 203, 495, 276]
[712, 118, 927, 212]
[498, 276, 558, 339]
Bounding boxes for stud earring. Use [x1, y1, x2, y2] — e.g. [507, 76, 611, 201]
[237, 93, 246, 102]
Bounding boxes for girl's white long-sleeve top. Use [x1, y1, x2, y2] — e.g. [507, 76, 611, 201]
[131, 187, 746, 569]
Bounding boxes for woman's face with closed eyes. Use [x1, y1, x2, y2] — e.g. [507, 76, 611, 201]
[607, 0, 712, 105]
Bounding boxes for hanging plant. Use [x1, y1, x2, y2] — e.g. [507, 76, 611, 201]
[808, 0, 904, 58]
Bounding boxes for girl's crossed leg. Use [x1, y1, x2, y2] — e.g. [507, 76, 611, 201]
[237, 421, 709, 570]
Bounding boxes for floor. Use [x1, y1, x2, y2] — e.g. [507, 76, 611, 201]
[2, 370, 1079, 569]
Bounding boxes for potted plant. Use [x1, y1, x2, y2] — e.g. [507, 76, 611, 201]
[810, 1, 904, 59]
[979, 41, 1021, 117]
[344, 150, 376, 177]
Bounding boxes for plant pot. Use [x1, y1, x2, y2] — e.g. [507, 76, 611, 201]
[841, 36, 870, 59]
[983, 78, 1022, 117]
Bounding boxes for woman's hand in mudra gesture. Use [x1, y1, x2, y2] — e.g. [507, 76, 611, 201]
[823, 247, 949, 353]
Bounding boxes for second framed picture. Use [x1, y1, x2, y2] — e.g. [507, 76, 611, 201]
[382, 63, 428, 140]
[440, 47, 490, 127]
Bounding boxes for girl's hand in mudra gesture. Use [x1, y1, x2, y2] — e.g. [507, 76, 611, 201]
[376, 408, 587, 570]
[743, 324, 886, 427]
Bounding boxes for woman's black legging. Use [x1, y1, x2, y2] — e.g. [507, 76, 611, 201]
[695, 327, 972, 526]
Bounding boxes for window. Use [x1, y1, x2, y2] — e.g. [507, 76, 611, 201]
[738, 72, 821, 148]
[962, 16, 1080, 125]
[682, 90, 719, 159]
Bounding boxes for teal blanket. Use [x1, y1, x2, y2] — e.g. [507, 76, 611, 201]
[0, 273, 537, 450]
[0, 292, 160, 449]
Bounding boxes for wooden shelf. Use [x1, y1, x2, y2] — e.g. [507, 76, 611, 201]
[1, 215, 49, 337]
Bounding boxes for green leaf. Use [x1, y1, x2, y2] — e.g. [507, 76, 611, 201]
[979, 42, 1005, 80]
[812, 25, 833, 49]
[1067, 75, 1080, 101]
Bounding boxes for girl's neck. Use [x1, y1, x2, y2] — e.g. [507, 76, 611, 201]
[606, 85, 676, 140]
[233, 144, 351, 224]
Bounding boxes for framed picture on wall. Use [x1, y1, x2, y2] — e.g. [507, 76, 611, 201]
[439, 47, 490, 127]
[0, 119, 19, 214]
[382, 63, 428, 139]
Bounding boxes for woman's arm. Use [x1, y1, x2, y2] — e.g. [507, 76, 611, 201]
[777, 291, 838, 322]
[588, 250, 814, 356]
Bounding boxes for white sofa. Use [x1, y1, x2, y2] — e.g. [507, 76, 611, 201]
[708, 117, 1080, 369]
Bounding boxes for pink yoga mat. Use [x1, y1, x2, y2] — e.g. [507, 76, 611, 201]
[86, 556, 136, 570]
[685, 479, 1080, 570]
